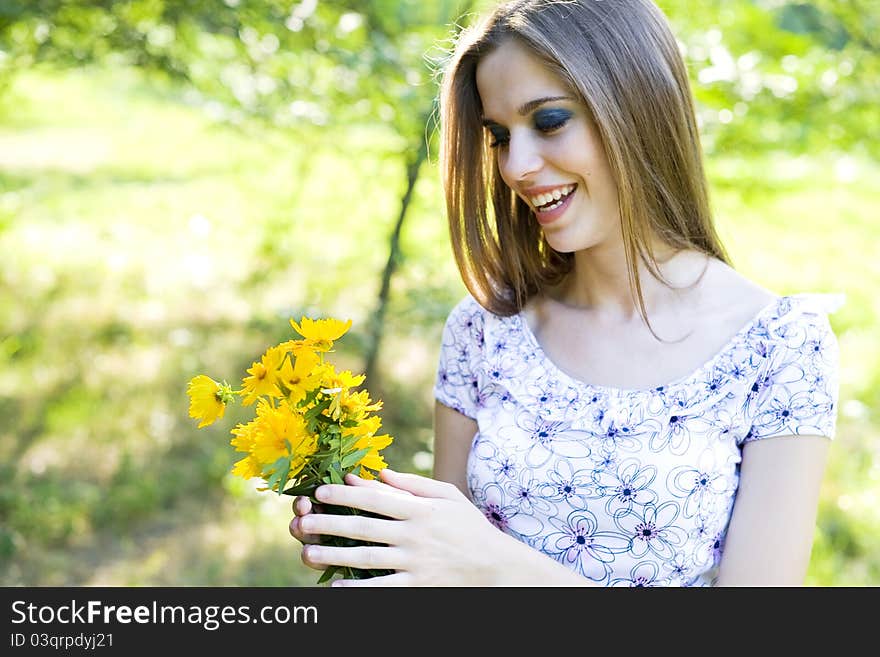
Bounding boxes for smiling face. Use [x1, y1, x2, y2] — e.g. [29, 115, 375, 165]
[475, 38, 621, 254]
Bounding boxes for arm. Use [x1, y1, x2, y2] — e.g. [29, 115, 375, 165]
[715, 434, 831, 586]
[432, 400, 477, 499]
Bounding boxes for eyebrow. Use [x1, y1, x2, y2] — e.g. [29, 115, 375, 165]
[481, 95, 574, 126]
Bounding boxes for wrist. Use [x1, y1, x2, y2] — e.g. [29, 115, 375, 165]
[483, 528, 595, 586]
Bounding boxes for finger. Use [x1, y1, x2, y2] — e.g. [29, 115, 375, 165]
[315, 484, 414, 520]
[292, 496, 326, 517]
[289, 516, 322, 545]
[344, 473, 414, 496]
[299, 512, 402, 545]
[292, 496, 311, 517]
[379, 468, 461, 500]
[302, 544, 401, 571]
[299, 546, 328, 571]
[331, 572, 411, 587]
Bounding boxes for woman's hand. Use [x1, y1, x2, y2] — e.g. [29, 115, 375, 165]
[289, 496, 325, 547]
[296, 468, 504, 586]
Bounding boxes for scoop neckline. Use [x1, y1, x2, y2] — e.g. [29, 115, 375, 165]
[514, 294, 785, 396]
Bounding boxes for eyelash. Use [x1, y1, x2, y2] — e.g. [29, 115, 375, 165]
[488, 116, 570, 148]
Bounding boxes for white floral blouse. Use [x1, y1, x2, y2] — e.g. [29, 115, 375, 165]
[433, 292, 842, 586]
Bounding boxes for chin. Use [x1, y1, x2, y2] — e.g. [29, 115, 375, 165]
[543, 233, 601, 255]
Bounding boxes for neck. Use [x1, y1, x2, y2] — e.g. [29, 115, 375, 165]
[546, 242, 708, 323]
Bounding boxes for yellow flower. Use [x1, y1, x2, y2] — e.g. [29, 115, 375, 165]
[341, 389, 383, 419]
[277, 349, 323, 406]
[251, 403, 318, 481]
[289, 317, 352, 352]
[231, 455, 262, 480]
[346, 414, 382, 437]
[241, 345, 285, 406]
[353, 433, 393, 473]
[230, 419, 258, 454]
[321, 368, 365, 391]
[291, 316, 352, 341]
[187, 375, 233, 428]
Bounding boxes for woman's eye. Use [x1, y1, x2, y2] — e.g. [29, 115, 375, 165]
[488, 128, 509, 148]
[534, 109, 572, 133]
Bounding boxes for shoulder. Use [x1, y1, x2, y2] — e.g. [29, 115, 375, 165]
[440, 293, 494, 351]
[697, 258, 778, 329]
[444, 292, 489, 328]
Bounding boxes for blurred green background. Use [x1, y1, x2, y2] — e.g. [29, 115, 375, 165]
[0, 0, 877, 586]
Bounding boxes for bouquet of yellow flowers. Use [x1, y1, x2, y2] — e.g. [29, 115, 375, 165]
[186, 316, 394, 583]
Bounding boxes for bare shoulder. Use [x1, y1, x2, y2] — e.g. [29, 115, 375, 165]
[698, 257, 778, 327]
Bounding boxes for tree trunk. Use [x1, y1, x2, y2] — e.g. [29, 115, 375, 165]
[363, 136, 428, 386]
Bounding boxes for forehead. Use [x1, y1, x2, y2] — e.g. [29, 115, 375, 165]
[475, 39, 570, 116]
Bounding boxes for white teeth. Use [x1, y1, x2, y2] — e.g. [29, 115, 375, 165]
[529, 184, 575, 210]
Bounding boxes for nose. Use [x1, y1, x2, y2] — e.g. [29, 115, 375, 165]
[499, 130, 542, 186]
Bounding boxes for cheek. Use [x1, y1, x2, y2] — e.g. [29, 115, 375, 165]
[495, 154, 520, 199]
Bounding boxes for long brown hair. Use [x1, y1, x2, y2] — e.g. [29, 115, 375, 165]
[439, 0, 730, 327]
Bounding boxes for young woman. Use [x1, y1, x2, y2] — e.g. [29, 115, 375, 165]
[288, 0, 840, 586]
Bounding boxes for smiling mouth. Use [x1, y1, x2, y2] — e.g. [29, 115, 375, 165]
[533, 184, 577, 212]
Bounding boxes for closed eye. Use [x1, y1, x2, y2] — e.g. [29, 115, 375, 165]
[534, 108, 572, 134]
[483, 108, 573, 149]
[484, 124, 509, 148]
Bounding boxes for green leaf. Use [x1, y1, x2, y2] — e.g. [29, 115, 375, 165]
[317, 565, 340, 585]
[340, 447, 370, 470]
[281, 479, 318, 497]
[275, 462, 291, 495]
[328, 466, 344, 485]
[340, 434, 360, 451]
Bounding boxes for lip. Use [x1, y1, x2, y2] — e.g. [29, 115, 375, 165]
[522, 183, 576, 197]
[533, 185, 577, 226]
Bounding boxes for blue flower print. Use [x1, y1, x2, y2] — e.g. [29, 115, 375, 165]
[489, 335, 508, 357]
[700, 368, 729, 399]
[704, 407, 741, 444]
[659, 551, 692, 586]
[542, 510, 631, 583]
[486, 348, 531, 383]
[471, 434, 519, 481]
[688, 521, 727, 570]
[752, 389, 821, 436]
[499, 410, 591, 468]
[610, 561, 663, 587]
[480, 380, 518, 412]
[505, 468, 554, 515]
[616, 502, 686, 561]
[589, 447, 619, 476]
[592, 458, 659, 514]
[666, 464, 730, 520]
[603, 405, 662, 453]
[471, 482, 518, 531]
[744, 353, 804, 418]
[648, 411, 698, 455]
[537, 457, 596, 508]
[523, 375, 586, 421]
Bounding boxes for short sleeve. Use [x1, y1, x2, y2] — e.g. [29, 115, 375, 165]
[744, 294, 843, 443]
[432, 294, 487, 420]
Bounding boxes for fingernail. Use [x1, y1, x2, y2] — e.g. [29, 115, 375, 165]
[315, 486, 329, 501]
[300, 518, 312, 532]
